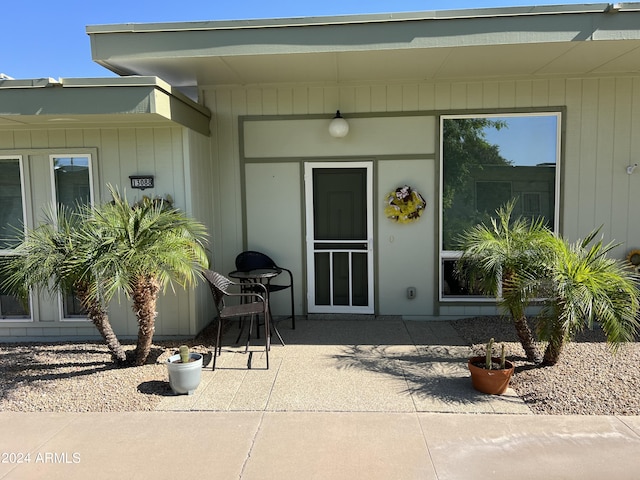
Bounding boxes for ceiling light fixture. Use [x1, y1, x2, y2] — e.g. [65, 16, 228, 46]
[328, 110, 349, 138]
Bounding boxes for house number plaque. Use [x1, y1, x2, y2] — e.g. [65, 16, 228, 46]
[129, 175, 154, 190]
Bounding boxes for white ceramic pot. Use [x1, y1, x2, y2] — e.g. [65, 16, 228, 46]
[166, 353, 203, 395]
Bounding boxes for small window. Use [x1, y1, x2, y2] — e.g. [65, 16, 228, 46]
[522, 192, 541, 215]
[51, 155, 93, 318]
[51, 156, 93, 211]
[0, 157, 30, 319]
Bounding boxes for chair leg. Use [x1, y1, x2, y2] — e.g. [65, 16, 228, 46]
[212, 318, 223, 371]
[264, 312, 270, 370]
[245, 315, 255, 353]
[235, 318, 247, 344]
[290, 286, 296, 329]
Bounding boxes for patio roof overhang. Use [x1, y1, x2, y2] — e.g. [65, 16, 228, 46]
[0, 77, 211, 135]
[86, 3, 640, 89]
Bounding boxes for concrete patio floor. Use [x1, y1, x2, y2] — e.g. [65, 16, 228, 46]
[156, 318, 531, 414]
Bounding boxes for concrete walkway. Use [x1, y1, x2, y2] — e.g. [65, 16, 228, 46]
[2, 318, 640, 479]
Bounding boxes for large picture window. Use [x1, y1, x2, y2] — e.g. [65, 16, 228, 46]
[0, 156, 29, 319]
[440, 113, 561, 300]
[51, 155, 94, 318]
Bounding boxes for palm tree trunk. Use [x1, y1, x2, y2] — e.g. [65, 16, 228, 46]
[543, 325, 565, 366]
[132, 275, 161, 366]
[512, 313, 542, 364]
[75, 283, 127, 364]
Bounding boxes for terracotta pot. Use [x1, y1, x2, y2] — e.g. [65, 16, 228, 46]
[468, 356, 515, 395]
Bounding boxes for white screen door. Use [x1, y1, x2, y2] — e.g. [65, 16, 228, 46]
[305, 162, 374, 313]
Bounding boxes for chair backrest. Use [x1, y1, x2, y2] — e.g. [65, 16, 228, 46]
[235, 250, 277, 271]
[203, 270, 232, 310]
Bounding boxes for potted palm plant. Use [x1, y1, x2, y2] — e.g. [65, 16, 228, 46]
[468, 338, 515, 395]
[167, 345, 203, 395]
[457, 199, 549, 364]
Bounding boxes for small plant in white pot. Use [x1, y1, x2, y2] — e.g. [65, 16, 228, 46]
[166, 345, 203, 395]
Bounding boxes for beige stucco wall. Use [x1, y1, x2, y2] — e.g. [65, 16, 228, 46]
[0, 126, 211, 340]
[203, 76, 640, 319]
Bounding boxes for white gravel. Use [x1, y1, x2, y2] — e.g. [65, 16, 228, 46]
[452, 316, 640, 415]
[1, 317, 638, 414]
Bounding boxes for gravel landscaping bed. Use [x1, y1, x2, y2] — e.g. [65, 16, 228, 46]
[1, 317, 638, 414]
[453, 316, 640, 415]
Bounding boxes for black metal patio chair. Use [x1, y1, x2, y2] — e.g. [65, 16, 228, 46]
[203, 269, 270, 370]
[234, 250, 295, 330]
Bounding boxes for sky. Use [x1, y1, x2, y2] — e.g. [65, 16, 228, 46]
[484, 116, 559, 166]
[2, 0, 599, 80]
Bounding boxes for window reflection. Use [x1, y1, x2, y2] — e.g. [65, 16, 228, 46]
[441, 114, 560, 299]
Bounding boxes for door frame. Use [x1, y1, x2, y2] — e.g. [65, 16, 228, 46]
[304, 161, 374, 314]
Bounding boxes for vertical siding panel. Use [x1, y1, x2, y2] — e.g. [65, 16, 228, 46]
[594, 78, 616, 239]
[12, 131, 31, 148]
[82, 129, 101, 149]
[0, 131, 15, 148]
[134, 128, 155, 182]
[246, 88, 263, 115]
[610, 77, 633, 254]
[30, 131, 48, 148]
[277, 87, 294, 114]
[434, 83, 451, 110]
[65, 129, 83, 147]
[386, 85, 403, 111]
[82, 129, 102, 198]
[515, 80, 533, 108]
[261, 88, 278, 115]
[338, 86, 356, 113]
[558, 79, 575, 237]
[627, 78, 640, 250]
[370, 85, 387, 112]
[231, 87, 248, 119]
[402, 84, 419, 111]
[498, 81, 516, 108]
[466, 83, 483, 109]
[548, 78, 567, 108]
[323, 86, 339, 113]
[450, 83, 467, 109]
[575, 79, 598, 238]
[531, 80, 550, 107]
[308, 86, 324, 113]
[418, 83, 435, 111]
[97, 129, 121, 201]
[117, 129, 138, 177]
[170, 128, 186, 206]
[47, 130, 66, 148]
[355, 86, 372, 113]
[293, 86, 309, 114]
[482, 82, 500, 108]
[152, 127, 173, 197]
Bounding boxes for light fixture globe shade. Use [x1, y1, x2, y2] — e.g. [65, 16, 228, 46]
[329, 111, 349, 138]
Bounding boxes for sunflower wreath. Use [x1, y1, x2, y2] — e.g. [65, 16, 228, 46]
[384, 185, 427, 224]
[627, 249, 640, 273]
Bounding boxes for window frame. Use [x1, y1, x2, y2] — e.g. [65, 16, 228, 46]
[438, 111, 562, 303]
[49, 153, 95, 321]
[0, 155, 32, 321]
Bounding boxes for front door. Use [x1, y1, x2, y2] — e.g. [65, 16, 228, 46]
[304, 162, 374, 313]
